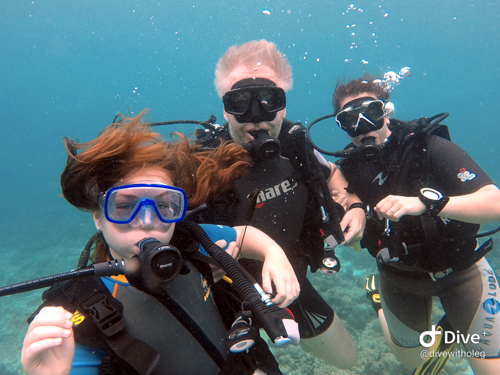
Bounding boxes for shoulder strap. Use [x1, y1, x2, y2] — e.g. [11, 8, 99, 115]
[170, 224, 219, 279]
[205, 189, 240, 226]
[279, 120, 346, 266]
[278, 120, 309, 178]
[388, 115, 450, 193]
[126, 272, 227, 371]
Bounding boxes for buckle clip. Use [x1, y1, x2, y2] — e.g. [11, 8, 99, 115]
[82, 293, 126, 337]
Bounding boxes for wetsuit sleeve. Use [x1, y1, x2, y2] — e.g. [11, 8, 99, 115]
[427, 135, 495, 195]
[70, 343, 103, 375]
[198, 224, 237, 255]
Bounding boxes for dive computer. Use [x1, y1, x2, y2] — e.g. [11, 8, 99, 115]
[418, 188, 449, 216]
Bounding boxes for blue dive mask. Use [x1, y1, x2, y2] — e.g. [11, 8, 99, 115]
[98, 184, 187, 226]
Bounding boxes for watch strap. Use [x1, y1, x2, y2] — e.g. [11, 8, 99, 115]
[348, 202, 367, 212]
[419, 195, 450, 216]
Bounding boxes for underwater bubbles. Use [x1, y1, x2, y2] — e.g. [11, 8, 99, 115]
[342, 2, 393, 64]
[399, 66, 412, 78]
[374, 67, 412, 92]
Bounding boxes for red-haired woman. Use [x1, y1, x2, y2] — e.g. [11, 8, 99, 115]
[21, 111, 299, 375]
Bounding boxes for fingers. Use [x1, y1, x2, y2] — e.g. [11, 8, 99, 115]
[226, 242, 240, 260]
[27, 307, 73, 336]
[376, 195, 406, 220]
[213, 239, 227, 250]
[375, 195, 426, 220]
[342, 224, 363, 245]
[375, 200, 402, 221]
[26, 328, 72, 354]
[214, 240, 240, 259]
[22, 306, 75, 375]
[25, 307, 73, 350]
[261, 272, 273, 301]
[274, 276, 300, 308]
[375, 209, 398, 221]
[262, 268, 300, 308]
[211, 241, 240, 282]
[341, 209, 365, 245]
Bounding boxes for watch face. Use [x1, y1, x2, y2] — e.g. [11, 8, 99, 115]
[421, 188, 443, 201]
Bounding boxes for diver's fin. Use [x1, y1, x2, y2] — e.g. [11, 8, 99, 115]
[365, 274, 382, 313]
[413, 315, 456, 375]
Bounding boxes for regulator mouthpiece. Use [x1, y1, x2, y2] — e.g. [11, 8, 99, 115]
[136, 238, 183, 283]
[244, 129, 281, 161]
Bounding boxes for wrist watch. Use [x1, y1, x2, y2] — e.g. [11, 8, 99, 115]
[418, 188, 450, 216]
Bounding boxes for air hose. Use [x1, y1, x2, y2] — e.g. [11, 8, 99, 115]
[178, 221, 296, 347]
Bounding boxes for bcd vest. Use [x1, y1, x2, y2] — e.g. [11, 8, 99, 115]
[28, 227, 279, 375]
[338, 116, 491, 272]
[200, 120, 332, 276]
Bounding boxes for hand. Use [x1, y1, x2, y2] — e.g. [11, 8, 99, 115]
[340, 207, 366, 245]
[261, 251, 300, 308]
[375, 195, 426, 221]
[21, 306, 75, 375]
[211, 240, 240, 283]
[231, 225, 300, 308]
[331, 190, 348, 211]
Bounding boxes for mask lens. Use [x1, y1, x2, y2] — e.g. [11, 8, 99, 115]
[223, 87, 286, 116]
[336, 100, 385, 136]
[257, 87, 286, 113]
[336, 110, 359, 131]
[100, 184, 187, 224]
[363, 101, 385, 120]
[223, 90, 252, 115]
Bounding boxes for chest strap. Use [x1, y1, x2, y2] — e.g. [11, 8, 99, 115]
[37, 276, 160, 375]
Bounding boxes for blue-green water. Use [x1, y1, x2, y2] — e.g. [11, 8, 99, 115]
[1, 1, 499, 374]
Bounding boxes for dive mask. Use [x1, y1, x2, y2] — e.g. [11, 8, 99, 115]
[98, 184, 187, 226]
[336, 97, 387, 137]
[223, 78, 286, 123]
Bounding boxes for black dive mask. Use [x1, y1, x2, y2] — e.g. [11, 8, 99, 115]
[223, 78, 286, 124]
[243, 129, 281, 161]
[336, 97, 386, 137]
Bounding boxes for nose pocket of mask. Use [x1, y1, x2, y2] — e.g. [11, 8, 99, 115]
[138, 205, 154, 225]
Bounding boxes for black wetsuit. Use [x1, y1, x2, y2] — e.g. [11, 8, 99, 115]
[338, 121, 500, 356]
[201, 120, 335, 338]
